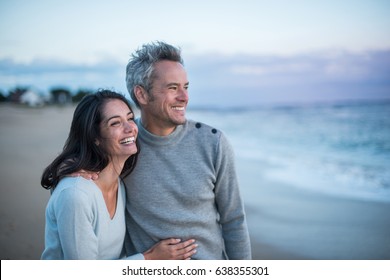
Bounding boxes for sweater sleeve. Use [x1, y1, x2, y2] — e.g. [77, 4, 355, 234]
[123, 253, 145, 260]
[214, 133, 252, 259]
[55, 187, 99, 259]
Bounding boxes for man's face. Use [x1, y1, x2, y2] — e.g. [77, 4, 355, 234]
[144, 60, 189, 135]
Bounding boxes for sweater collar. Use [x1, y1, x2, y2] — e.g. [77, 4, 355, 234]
[136, 118, 187, 146]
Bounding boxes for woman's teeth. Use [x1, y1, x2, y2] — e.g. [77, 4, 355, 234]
[120, 137, 135, 144]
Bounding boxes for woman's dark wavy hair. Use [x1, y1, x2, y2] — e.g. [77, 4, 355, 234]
[41, 89, 139, 190]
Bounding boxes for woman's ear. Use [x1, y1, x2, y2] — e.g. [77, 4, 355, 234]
[94, 139, 100, 146]
[134, 85, 149, 105]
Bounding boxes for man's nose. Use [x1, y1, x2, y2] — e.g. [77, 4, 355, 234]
[177, 87, 189, 101]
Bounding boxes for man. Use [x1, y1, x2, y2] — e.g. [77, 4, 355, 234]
[124, 41, 251, 259]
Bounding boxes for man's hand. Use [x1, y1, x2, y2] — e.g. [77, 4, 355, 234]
[69, 170, 100, 180]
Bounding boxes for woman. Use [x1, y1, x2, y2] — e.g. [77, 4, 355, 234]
[41, 89, 197, 260]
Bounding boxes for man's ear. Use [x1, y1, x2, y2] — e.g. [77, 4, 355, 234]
[134, 85, 149, 105]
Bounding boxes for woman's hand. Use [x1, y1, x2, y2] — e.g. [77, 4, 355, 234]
[143, 238, 197, 260]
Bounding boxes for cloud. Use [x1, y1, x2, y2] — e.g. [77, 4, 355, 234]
[0, 58, 127, 94]
[1, 49, 389, 107]
[186, 50, 390, 107]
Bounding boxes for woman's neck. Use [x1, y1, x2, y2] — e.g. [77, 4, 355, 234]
[94, 161, 124, 219]
[95, 161, 123, 192]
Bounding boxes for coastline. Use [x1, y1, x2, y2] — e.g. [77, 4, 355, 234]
[1, 104, 389, 260]
[239, 162, 390, 259]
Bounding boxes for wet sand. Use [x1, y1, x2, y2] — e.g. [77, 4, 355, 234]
[1, 104, 389, 260]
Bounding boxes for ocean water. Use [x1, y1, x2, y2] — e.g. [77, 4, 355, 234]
[187, 100, 390, 202]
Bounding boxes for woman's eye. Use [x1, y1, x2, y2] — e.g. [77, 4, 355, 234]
[110, 121, 120, 126]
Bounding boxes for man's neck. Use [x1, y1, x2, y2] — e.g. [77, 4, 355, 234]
[140, 115, 177, 136]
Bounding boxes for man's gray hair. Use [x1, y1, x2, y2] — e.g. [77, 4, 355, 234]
[125, 41, 183, 108]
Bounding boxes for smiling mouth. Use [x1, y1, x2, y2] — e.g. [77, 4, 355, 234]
[172, 106, 185, 111]
[120, 137, 135, 144]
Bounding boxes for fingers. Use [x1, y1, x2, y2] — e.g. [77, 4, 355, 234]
[144, 238, 198, 260]
[170, 239, 198, 260]
[182, 247, 197, 260]
[159, 238, 198, 259]
[177, 239, 196, 249]
[79, 173, 94, 180]
[161, 238, 196, 250]
[181, 243, 198, 260]
[160, 238, 182, 245]
[68, 170, 99, 180]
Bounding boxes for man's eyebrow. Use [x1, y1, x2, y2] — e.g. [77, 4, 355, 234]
[166, 82, 179, 87]
[166, 82, 189, 87]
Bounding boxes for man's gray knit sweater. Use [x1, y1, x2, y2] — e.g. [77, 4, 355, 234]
[124, 118, 251, 259]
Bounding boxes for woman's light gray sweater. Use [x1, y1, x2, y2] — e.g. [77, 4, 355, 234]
[124, 119, 251, 259]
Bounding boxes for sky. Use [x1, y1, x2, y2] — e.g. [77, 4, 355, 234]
[1, 0, 390, 107]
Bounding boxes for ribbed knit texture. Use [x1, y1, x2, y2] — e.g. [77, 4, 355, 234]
[124, 119, 251, 259]
[42, 177, 143, 260]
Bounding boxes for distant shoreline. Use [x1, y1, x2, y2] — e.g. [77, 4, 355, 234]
[188, 97, 390, 112]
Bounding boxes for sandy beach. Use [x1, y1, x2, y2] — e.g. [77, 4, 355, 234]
[1, 104, 389, 260]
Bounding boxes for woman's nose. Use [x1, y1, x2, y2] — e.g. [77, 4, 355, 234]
[124, 121, 134, 132]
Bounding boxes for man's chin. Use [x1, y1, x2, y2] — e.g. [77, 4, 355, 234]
[173, 117, 186, 126]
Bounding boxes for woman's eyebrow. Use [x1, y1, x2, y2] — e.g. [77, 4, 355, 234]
[105, 111, 133, 123]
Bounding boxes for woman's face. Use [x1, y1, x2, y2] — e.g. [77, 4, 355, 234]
[98, 99, 138, 161]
